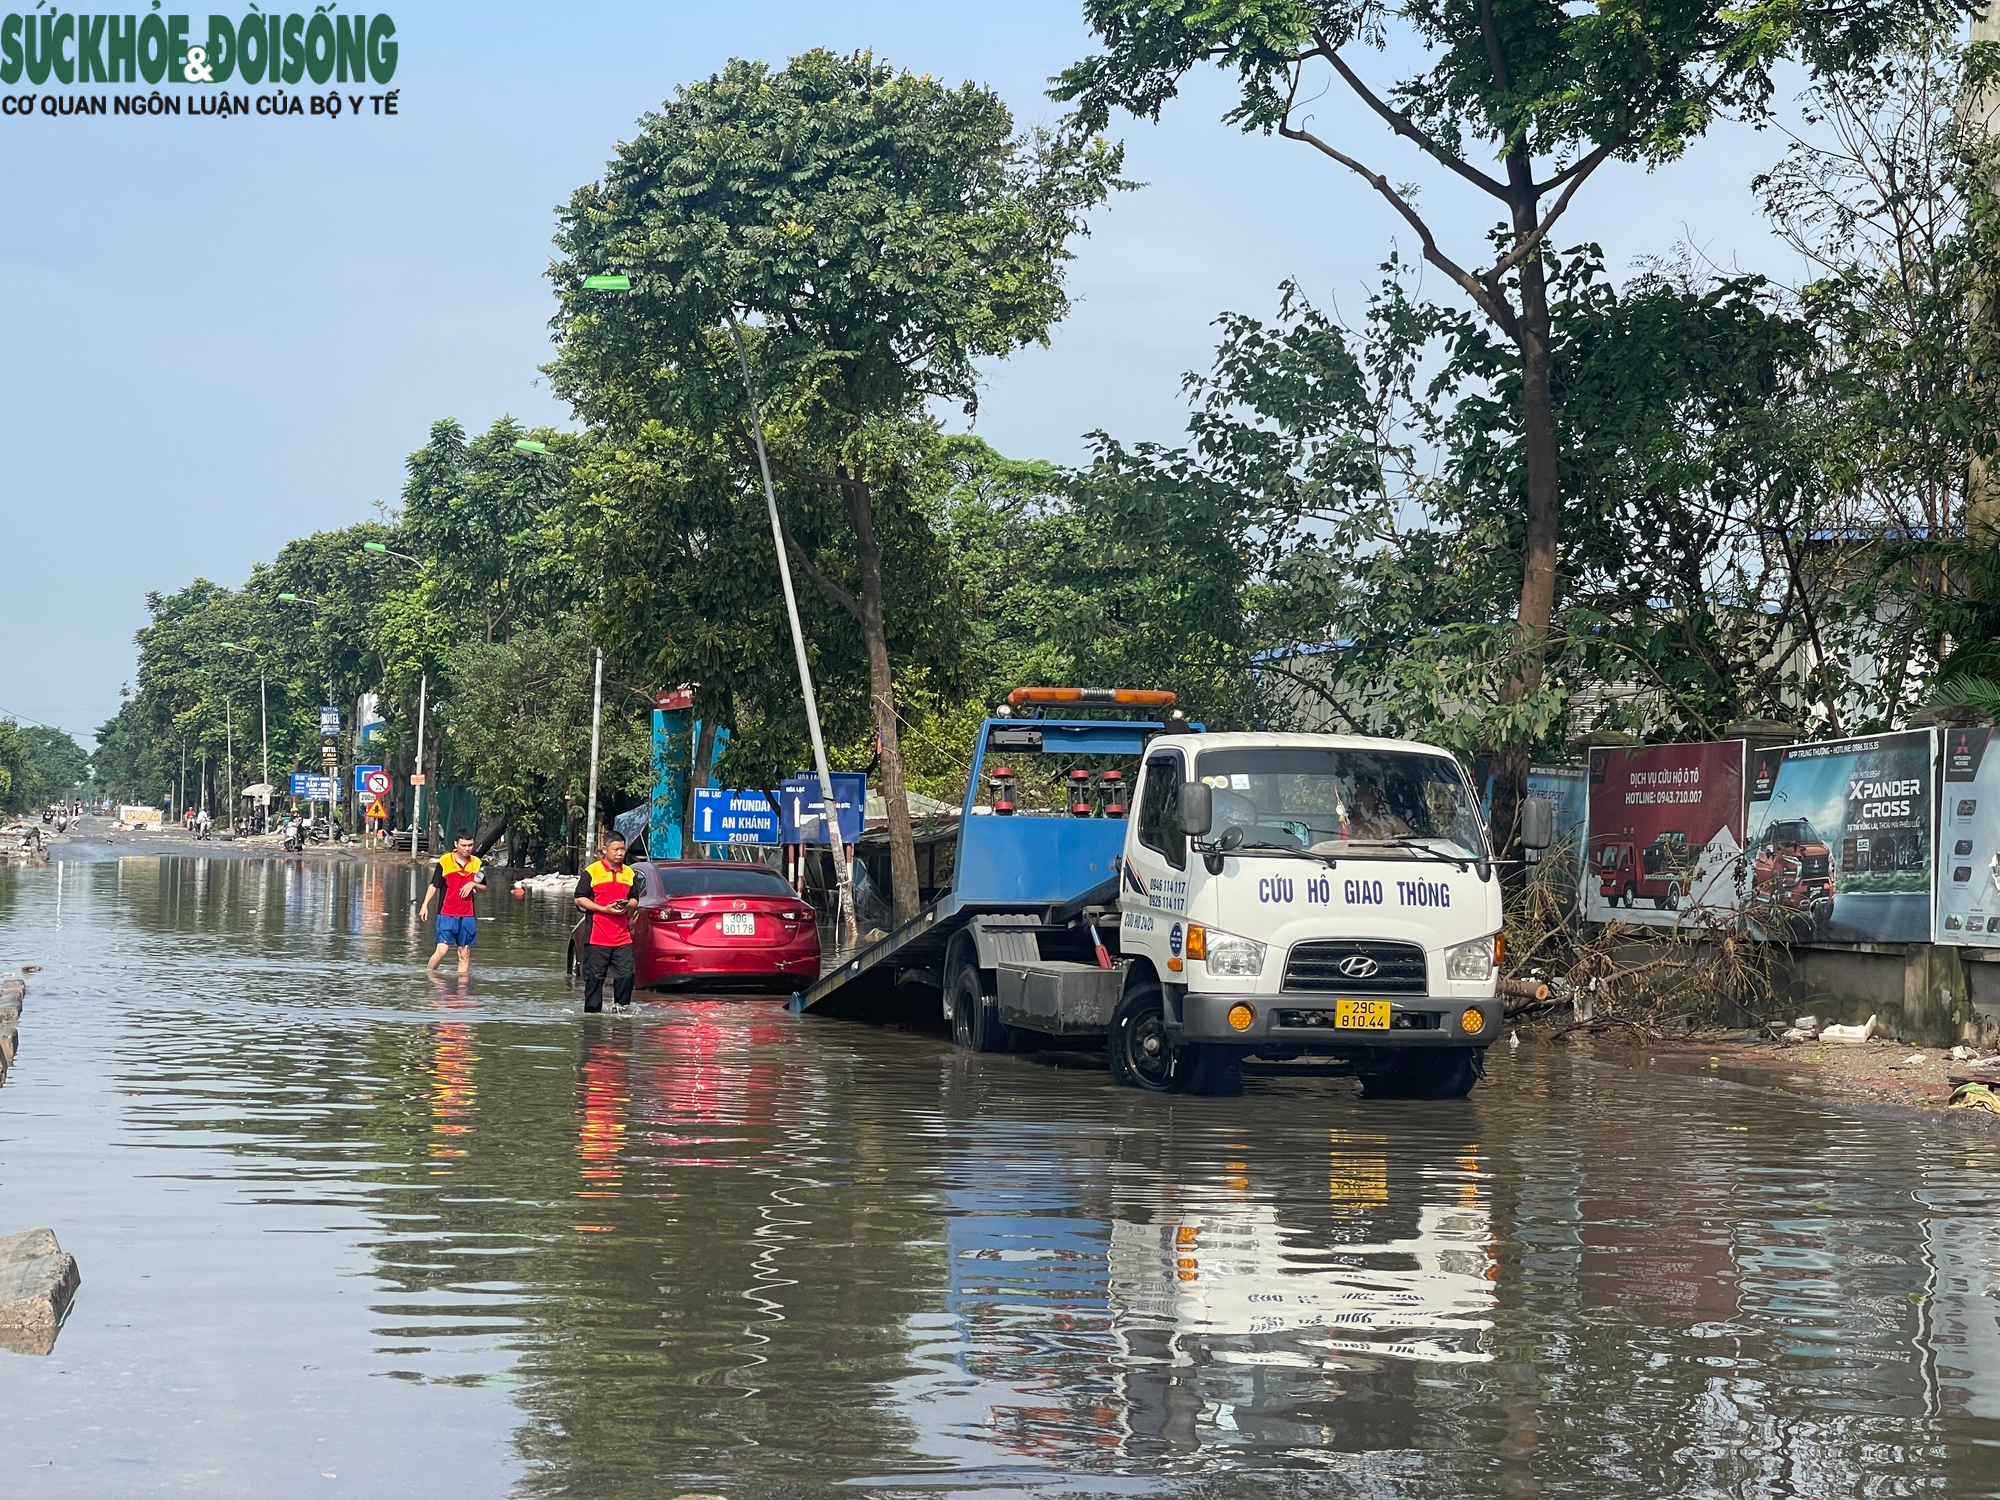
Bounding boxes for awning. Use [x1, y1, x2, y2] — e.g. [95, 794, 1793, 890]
[240, 783, 275, 801]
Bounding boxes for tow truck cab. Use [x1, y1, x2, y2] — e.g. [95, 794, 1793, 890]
[1105, 732, 1516, 1097]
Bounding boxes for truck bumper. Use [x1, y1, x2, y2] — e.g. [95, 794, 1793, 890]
[1175, 991, 1497, 1049]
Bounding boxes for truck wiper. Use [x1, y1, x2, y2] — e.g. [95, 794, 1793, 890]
[1213, 843, 1345, 869]
[1319, 836, 1473, 871]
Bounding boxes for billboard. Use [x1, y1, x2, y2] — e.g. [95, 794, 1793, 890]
[1584, 742, 1745, 926]
[1936, 726, 2000, 945]
[1746, 730, 1934, 942]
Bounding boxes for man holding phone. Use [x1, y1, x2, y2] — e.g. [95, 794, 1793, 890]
[573, 832, 646, 1012]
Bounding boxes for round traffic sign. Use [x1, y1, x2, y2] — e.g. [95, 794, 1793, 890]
[364, 770, 391, 798]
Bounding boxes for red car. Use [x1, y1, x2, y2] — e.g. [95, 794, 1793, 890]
[571, 859, 822, 992]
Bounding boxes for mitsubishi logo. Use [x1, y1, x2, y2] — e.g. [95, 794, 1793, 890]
[1337, 954, 1381, 979]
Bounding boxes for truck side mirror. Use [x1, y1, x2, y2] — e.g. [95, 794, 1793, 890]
[1520, 795, 1553, 852]
[1178, 782, 1212, 837]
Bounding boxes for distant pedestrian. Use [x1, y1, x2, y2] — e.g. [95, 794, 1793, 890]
[573, 833, 645, 1013]
[420, 831, 486, 976]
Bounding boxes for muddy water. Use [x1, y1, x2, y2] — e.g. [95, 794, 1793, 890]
[2, 854, 1999, 1497]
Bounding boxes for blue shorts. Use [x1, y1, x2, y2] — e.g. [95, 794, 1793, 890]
[436, 915, 477, 948]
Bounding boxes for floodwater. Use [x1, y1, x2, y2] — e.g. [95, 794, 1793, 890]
[3, 850, 2000, 1498]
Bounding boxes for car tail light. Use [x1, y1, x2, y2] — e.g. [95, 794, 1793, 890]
[654, 907, 701, 923]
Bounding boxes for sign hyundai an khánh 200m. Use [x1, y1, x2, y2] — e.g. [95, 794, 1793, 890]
[1746, 729, 1934, 943]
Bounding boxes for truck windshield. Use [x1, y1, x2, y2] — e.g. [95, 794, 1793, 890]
[1195, 747, 1488, 860]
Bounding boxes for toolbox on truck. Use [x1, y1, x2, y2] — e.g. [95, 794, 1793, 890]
[996, 961, 1125, 1035]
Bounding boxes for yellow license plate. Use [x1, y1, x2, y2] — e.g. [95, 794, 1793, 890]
[1335, 999, 1392, 1030]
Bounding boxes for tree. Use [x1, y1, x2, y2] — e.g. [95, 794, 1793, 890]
[1056, 0, 1970, 847]
[550, 48, 1124, 923]
[439, 617, 652, 861]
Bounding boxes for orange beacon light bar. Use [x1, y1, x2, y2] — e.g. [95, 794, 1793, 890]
[1004, 687, 1178, 709]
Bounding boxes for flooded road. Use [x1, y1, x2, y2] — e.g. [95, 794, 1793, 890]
[3, 854, 2000, 1497]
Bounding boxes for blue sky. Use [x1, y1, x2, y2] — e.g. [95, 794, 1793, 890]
[0, 1, 1811, 745]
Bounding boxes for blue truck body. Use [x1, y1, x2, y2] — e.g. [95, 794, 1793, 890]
[793, 715, 1169, 1014]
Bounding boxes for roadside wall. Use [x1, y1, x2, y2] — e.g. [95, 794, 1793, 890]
[1768, 942, 1996, 1048]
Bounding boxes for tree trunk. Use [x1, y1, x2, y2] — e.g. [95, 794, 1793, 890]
[1490, 163, 1562, 872]
[846, 480, 921, 927]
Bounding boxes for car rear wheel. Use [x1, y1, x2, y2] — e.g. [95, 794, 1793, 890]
[1360, 1047, 1482, 1100]
[950, 966, 1016, 1053]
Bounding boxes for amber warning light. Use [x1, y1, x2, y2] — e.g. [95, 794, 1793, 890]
[1003, 687, 1177, 708]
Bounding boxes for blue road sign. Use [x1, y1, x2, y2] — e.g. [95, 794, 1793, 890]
[780, 773, 866, 846]
[354, 764, 382, 794]
[692, 789, 781, 846]
[290, 773, 336, 801]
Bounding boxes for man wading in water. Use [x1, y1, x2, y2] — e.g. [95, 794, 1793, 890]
[574, 833, 645, 1012]
[420, 831, 486, 977]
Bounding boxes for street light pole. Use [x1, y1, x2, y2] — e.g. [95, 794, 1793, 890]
[717, 304, 857, 943]
[258, 669, 269, 830]
[411, 670, 428, 893]
[353, 553, 432, 896]
[584, 648, 603, 860]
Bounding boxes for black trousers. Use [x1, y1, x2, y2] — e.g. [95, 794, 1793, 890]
[581, 942, 636, 1012]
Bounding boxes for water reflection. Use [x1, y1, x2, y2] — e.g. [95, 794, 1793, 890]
[3, 855, 2000, 1498]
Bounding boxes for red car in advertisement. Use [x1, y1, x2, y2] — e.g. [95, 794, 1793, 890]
[570, 860, 822, 992]
[1749, 816, 1835, 934]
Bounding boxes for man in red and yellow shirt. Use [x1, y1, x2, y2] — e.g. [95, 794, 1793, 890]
[573, 833, 647, 1012]
[419, 831, 485, 976]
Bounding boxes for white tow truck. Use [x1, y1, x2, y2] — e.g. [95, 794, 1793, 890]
[795, 692, 1550, 1099]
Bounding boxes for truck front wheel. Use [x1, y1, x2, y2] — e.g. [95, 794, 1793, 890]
[1109, 980, 1185, 1093]
[951, 966, 1017, 1054]
[1360, 1047, 1482, 1100]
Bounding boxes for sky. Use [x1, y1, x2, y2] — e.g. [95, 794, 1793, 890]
[0, 0, 1818, 747]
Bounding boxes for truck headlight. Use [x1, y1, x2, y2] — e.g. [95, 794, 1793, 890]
[1194, 926, 1266, 978]
[1445, 935, 1497, 982]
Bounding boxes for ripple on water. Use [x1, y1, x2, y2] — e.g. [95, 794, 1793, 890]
[1, 856, 1999, 1498]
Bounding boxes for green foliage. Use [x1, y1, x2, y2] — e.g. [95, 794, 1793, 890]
[1, 723, 91, 811]
[1056, 0, 1963, 163]
[551, 49, 1124, 436]
[438, 619, 651, 850]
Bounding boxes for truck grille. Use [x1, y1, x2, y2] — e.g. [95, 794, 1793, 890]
[1283, 940, 1428, 994]
[1801, 854, 1829, 878]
